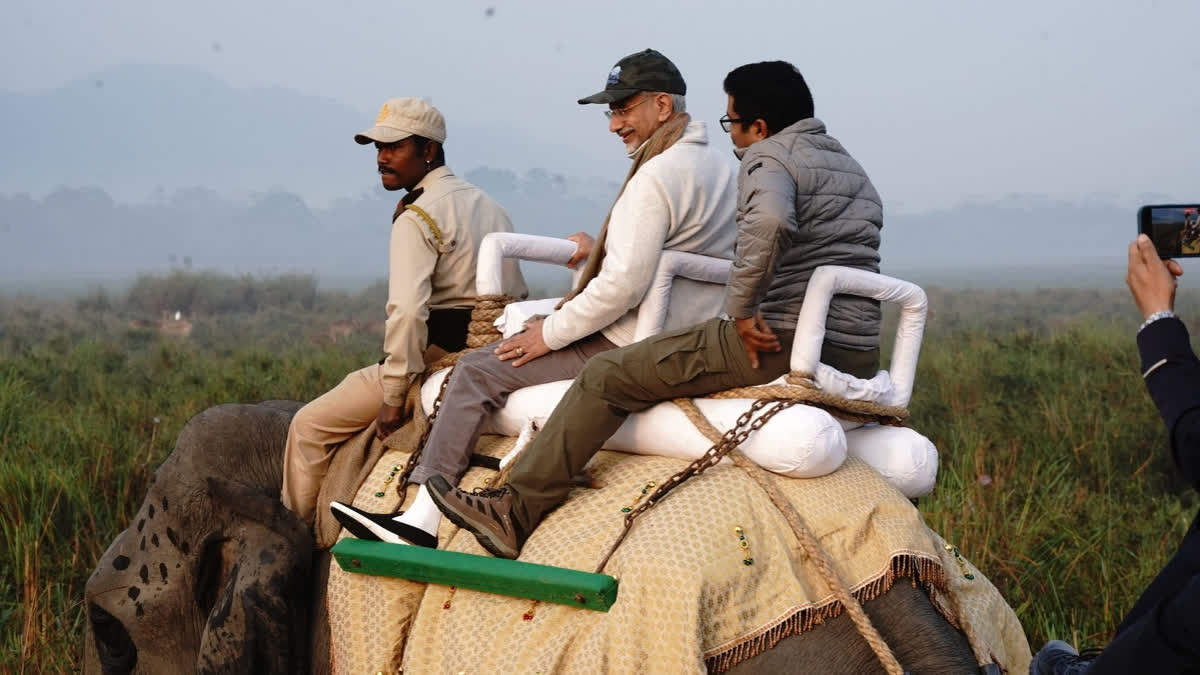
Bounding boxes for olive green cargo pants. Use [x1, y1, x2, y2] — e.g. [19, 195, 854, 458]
[505, 318, 878, 530]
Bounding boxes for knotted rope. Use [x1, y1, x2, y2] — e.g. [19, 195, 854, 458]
[464, 295, 510, 349]
[709, 371, 909, 426]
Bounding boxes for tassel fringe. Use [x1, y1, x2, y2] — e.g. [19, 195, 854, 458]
[705, 554, 952, 674]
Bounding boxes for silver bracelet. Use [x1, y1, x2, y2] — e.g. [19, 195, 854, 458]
[1138, 310, 1176, 334]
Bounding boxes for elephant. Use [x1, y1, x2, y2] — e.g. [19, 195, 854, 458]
[85, 402, 331, 675]
[85, 402, 980, 674]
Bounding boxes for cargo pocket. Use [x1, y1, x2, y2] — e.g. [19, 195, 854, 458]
[652, 321, 730, 387]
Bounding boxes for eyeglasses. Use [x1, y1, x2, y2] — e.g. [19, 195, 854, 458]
[719, 115, 744, 133]
[604, 96, 651, 120]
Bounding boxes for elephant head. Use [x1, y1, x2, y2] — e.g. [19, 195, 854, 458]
[85, 403, 315, 675]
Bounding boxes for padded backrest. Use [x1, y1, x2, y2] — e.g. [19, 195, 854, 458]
[790, 266, 928, 408]
[477, 233, 730, 340]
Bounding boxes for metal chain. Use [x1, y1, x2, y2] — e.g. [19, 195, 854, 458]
[593, 398, 797, 573]
[393, 366, 454, 497]
[621, 399, 796, 526]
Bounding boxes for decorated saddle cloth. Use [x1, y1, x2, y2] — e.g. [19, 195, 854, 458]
[327, 436, 1030, 674]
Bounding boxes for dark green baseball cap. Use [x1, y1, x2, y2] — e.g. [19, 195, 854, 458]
[577, 48, 687, 105]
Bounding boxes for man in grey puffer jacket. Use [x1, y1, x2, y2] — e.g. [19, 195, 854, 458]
[723, 61, 882, 376]
[425, 60, 884, 559]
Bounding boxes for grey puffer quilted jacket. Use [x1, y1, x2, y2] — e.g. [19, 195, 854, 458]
[723, 118, 882, 350]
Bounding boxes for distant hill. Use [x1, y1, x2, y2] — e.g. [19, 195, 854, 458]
[0, 173, 609, 291]
[0, 63, 623, 204]
[0, 181, 1138, 291]
[0, 63, 1147, 290]
[881, 195, 1134, 283]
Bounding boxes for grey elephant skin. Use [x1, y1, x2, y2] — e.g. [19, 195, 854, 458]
[84, 402, 331, 675]
[85, 402, 977, 674]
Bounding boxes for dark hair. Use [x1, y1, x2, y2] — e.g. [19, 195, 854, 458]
[412, 135, 447, 166]
[723, 61, 814, 136]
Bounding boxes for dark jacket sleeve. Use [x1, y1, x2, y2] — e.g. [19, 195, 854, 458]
[1138, 317, 1200, 489]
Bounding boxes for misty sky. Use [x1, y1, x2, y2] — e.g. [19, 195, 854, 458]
[2, 0, 1199, 212]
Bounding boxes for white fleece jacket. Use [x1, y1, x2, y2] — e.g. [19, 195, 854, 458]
[541, 121, 738, 350]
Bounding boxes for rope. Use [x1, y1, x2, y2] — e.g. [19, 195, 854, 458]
[674, 398, 905, 675]
[591, 397, 903, 674]
[387, 296, 972, 672]
[707, 371, 909, 426]
[465, 295, 510, 348]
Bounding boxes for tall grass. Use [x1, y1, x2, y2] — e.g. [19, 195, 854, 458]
[2, 276, 1199, 671]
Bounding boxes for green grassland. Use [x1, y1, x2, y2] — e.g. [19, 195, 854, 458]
[2, 272, 1199, 672]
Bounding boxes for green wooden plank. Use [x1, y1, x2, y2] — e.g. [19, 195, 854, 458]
[331, 538, 619, 612]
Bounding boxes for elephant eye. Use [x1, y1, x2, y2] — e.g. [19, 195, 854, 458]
[89, 602, 137, 675]
[194, 537, 235, 614]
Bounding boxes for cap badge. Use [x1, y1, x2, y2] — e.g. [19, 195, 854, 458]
[375, 104, 390, 124]
[606, 66, 621, 86]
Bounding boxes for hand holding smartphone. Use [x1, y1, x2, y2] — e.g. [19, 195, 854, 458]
[1138, 204, 1200, 259]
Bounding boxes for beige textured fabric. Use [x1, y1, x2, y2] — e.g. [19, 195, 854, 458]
[326, 436, 512, 675]
[327, 441, 1030, 674]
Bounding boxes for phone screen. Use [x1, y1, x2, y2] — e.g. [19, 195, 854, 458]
[1140, 204, 1200, 258]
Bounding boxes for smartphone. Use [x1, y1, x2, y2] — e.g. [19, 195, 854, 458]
[1139, 204, 1200, 258]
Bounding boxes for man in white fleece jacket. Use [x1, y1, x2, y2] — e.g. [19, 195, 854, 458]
[330, 48, 738, 547]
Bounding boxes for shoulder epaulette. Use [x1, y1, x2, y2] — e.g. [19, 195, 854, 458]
[404, 203, 445, 251]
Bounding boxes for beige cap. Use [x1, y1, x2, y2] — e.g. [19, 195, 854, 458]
[354, 97, 446, 145]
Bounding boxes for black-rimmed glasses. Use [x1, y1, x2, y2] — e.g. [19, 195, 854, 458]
[719, 115, 743, 133]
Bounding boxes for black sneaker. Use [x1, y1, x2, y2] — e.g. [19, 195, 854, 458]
[1030, 640, 1099, 675]
[425, 475, 527, 559]
[329, 501, 437, 548]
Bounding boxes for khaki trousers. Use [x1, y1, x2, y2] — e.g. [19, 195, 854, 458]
[281, 309, 473, 523]
[281, 364, 384, 524]
[505, 318, 879, 530]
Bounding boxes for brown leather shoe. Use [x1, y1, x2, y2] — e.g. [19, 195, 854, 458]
[426, 475, 527, 559]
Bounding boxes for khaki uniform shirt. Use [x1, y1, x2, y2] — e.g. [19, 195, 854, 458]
[382, 166, 527, 405]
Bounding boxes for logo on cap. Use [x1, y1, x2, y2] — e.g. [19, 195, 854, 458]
[376, 104, 390, 124]
[607, 66, 622, 86]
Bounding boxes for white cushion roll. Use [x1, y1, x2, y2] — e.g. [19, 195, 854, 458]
[844, 425, 939, 498]
[420, 372, 847, 479]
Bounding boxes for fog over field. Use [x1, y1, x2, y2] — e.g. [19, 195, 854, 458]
[2, 1, 1199, 293]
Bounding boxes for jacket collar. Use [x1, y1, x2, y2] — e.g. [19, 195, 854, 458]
[678, 120, 709, 146]
[776, 117, 826, 138]
[733, 117, 826, 160]
[413, 165, 453, 193]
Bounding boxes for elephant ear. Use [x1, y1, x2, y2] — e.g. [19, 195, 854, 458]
[194, 477, 314, 675]
[204, 476, 312, 554]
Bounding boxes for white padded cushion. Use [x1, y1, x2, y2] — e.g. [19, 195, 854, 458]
[421, 371, 846, 479]
[633, 251, 731, 341]
[494, 298, 563, 340]
[844, 425, 939, 498]
[603, 397, 846, 478]
[792, 266, 927, 409]
[476, 233, 576, 296]
[421, 371, 938, 491]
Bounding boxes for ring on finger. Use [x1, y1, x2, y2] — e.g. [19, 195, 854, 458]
[515, 347, 525, 357]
